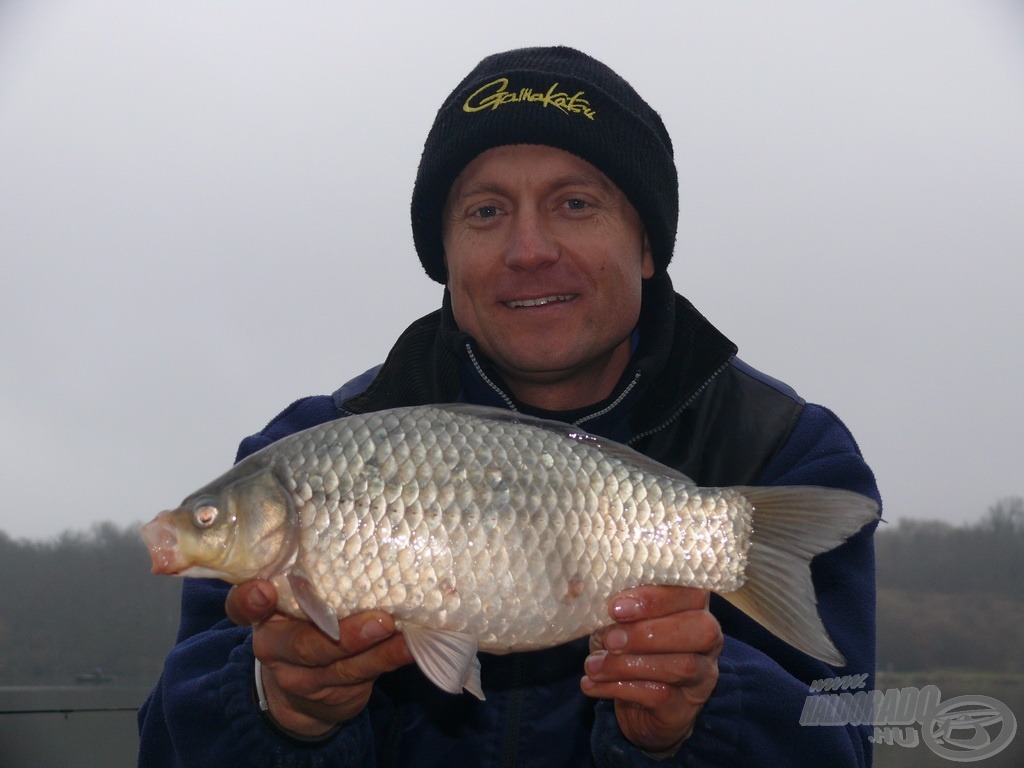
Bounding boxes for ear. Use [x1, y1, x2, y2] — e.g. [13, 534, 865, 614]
[640, 233, 655, 279]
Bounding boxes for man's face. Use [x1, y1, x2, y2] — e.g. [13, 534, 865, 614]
[442, 144, 654, 409]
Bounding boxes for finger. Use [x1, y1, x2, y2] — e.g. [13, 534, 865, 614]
[226, 579, 278, 626]
[584, 648, 719, 690]
[274, 634, 413, 696]
[254, 610, 401, 668]
[592, 611, 722, 656]
[580, 676, 681, 709]
[608, 585, 709, 623]
[581, 671, 717, 727]
[328, 633, 414, 685]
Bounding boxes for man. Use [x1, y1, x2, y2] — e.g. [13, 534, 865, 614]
[138, 47, 880, 767]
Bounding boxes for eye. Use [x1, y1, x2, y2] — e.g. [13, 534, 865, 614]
[471, 204, 500, 219]
[560, 197, 597, 215]
[193, 505, 219, 529]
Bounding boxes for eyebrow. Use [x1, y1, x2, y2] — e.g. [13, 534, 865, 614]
[547, 173, 616, 194]
[452, 172, 616, 203]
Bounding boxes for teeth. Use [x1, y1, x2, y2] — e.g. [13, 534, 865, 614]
[506, 295, 574, 308]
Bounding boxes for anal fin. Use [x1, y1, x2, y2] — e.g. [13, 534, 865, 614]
[402, 624, 484, 700]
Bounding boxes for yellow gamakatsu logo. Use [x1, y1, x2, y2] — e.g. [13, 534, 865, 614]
[463, 78, 596, 120]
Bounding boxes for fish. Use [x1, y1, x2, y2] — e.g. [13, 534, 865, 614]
[141, 403, 878, 700]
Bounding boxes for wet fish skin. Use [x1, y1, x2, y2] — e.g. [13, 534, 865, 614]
[141, 403, 878, 699]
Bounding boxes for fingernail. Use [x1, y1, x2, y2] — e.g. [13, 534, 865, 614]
[585, 652, 606, 675]
[361, 618, 391, 641]
[249, 586, 272, 611]
[605, 627, 628, 651]
[612, 596, 642, 620]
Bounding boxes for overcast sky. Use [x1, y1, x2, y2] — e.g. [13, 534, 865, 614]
[1, 0, 1022, 541]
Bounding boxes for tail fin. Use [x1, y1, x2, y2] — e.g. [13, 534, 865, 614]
[720, 486, 878, 666]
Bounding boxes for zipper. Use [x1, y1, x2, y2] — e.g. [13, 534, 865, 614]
[498, 653, 527, 768]
[572, 370, 641, 428]
[465, 343, 519, 412]
[465, 343, 646, 430]
[626, 359, 731, 446]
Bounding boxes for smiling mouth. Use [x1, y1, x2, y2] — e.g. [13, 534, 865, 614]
[504, 294, 577, 308]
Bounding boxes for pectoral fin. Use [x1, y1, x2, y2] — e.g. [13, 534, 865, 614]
[287, 571, 340, 642]
[402, 625, 484, 700]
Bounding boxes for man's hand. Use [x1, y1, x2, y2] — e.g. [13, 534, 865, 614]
[581, 585, 722, 756]
[227, 580, 414, 738]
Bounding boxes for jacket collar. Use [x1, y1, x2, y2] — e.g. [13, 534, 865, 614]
[339, 271, 737, 442]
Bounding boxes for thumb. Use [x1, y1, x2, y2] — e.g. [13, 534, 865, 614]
[226, 579, 278, 626]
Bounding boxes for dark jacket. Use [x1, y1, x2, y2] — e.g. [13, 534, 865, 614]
[138, 273, 880, 767]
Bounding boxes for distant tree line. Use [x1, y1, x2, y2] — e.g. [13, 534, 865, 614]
[876, 496, 1024, 599]
[0, 522, 181, 686]
[875, 497, 1024, 673]
[0, 498, 1021, 686]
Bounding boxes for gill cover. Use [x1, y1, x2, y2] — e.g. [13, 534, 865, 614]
[178, 469, 297, 582]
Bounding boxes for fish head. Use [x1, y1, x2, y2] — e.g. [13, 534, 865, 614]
[140, 469, 297, 582]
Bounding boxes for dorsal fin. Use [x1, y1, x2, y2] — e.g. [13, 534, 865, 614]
[432, 403, 697, 487]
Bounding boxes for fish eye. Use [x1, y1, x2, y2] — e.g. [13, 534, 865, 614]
[193, 505, 219, 529]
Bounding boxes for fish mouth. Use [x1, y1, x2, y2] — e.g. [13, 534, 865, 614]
[503, 294, 577, 309]
[140, 516, 188, 575]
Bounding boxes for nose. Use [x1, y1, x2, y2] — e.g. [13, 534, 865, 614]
[504, 209, 559, 272]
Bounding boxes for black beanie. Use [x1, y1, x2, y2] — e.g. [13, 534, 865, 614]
[411, 46, 678, 284]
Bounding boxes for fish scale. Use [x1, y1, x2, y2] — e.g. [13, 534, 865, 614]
[142, 402, 879, 699]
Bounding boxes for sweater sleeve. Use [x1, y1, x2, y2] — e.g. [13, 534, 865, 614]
[136, 396, 381, 768]
[591, 403, 881, 767]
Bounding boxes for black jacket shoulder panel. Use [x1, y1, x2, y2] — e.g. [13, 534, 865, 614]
[638, 358, 805, 486]
[339, 307, 462, 413]
[729, 356, 804, 405]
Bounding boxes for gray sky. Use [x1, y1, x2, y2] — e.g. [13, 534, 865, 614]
[1, 0, 1022, 541]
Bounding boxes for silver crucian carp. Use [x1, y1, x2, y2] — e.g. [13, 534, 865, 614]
[141, 404, 878, 699]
